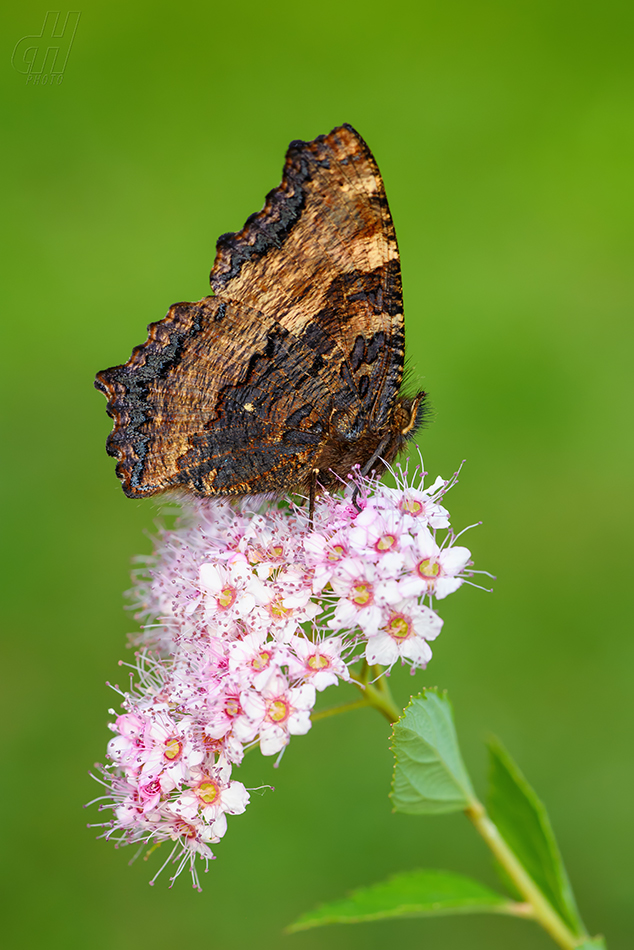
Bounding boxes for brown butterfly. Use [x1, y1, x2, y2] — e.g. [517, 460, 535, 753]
[95, 124, 425, 508]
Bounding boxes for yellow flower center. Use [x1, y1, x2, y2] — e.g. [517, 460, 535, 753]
[251, 650, 271, 671]
[417, 558, 441, 579]
[307, 653, 330, 671]
[401, 496, 424, 516]
[268, 699, 289, 723]
[375, 534, 397, 552]
[351, 583, 372, 606]
[174, 819, 197, 839]
[225, 697, 241, 718]
[327, 544, 346, 562]
[163, 737, 182, 761]
[196, 780, 219, 805]
[387, 615, 411, 641]
[270, 599, 290, 618]
[218, 586, 237, 609]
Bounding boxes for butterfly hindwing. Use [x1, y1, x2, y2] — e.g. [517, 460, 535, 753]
[96, 297, 344, 496]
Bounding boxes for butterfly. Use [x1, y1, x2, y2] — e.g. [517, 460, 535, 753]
[95, 123, 426, 507]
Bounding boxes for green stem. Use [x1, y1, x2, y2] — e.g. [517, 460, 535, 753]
[354, 665, 401, 723]
[311, 698, 370, 722]
[309, 666, 401, 725]
[465, 801, 586, 950]
[309, 664, 595, 948]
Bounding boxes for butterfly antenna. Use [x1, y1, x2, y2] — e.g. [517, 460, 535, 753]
[308, 468, 320, 529]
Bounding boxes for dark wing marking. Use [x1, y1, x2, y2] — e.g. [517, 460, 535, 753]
[96, 297, 347, 498]
[209, 124, 405, 431]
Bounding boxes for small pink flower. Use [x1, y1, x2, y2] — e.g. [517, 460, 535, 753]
[139, 711, 203, 785]
[168, 760, 250, 839]
[107, 712, 147, 771]
[303, 530, 350, 592]
[286, 635, 350, 690]
[241, 672, 316, 756]
[403, 529, 471, 600]
[328, 559, 401, 636]
[198, 556, 270, 631]
[364, 601, 443, 668]
[138, 778, 162, 812]
[378, 474, 451, 529]
[347, 505, 408, 561]
[228, 631, 290, 689]
[203, 678, 260, 746]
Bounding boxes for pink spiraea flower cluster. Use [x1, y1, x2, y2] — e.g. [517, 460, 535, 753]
[89, 462, 479, 889]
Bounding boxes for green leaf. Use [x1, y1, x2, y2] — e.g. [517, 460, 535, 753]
[391, 689, 476, 814]
[576, 939, 606, 949]
[487, 737, 585, 935]
[286, 870, 513, 932]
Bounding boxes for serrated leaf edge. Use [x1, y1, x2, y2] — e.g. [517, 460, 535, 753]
[390, 688, 476, 812]
[286, 869, 518, 933]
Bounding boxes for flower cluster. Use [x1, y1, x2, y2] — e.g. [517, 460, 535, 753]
[89, 460, 482, 888]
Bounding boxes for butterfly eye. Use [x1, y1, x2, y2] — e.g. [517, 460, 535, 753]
[399, 394, 426, 437]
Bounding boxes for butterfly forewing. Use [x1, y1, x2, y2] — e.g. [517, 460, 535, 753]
[210, 125, 404, 423]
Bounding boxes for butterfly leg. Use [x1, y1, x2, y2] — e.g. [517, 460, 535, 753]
[308, 468, 320, 529]
[351, 435, 391, 511]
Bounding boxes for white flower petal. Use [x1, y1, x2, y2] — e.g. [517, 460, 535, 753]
[435, 577, 464, 600]
[259, 726, 288, 756]
[424, 476, 446, 496]
[401, 637, 433, 666]
[210, 812, 228, 838]
[312, 670, 340, 690]
[240, 689, 266, 720]
[364, 633, 399, 666]
[441, 546, 471, 575]
[235, 591, 256, 617]
[198, 562, 222, 592]
[290, 683, 316, 710]
[288, 710, 312, 736]
[222, 781, 250, 814]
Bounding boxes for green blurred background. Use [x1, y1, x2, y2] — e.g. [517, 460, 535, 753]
[2, 1, 632, 947]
